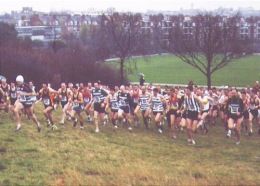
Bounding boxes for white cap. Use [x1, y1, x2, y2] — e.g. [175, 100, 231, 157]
[16, 75, 24, 83]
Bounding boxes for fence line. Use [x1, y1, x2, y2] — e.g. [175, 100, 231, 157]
[130, 82, 246, 90]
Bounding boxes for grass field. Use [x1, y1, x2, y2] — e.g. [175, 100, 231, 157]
[125, 54, 260, 87]
[0, 104, 260, 185]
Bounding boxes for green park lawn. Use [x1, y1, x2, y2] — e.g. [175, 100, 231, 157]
[126, 54, 260, 87]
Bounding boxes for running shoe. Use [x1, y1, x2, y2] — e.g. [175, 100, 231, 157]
[14, 124, 22, 132]
[227, 130, 231, 138]
[52, 125, 58, 130]
[37, 123, 41, 133]
[73, 118, 78, 127]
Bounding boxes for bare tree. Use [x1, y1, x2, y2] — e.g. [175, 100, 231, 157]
[101, 12, 145, 84]
[0, 22, 17, 74]
[167, 14, 248, 88]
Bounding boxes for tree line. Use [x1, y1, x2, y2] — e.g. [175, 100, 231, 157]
[0, 12, 256, 89]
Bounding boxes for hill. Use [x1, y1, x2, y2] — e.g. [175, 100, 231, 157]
[0, 104, 259, 185]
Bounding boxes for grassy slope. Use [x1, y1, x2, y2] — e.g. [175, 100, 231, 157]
[127, 54, 260, 87]
[0, 104, 260, 185]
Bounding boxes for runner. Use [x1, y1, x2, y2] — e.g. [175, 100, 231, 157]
[117, 85, 133, 131]
[91, 82, 108, 132]
[248, 90, 259, 135]
[82, 85, 93, 122]
[208, 87, 219, 125]
[241, 90, 250, 135]
[0, 78, 10, 113]
[38, 83, 58, 130]
[58, 83, 72, 124]
[151, 87, 166, 134]
[184, 85, 203, 145]
[13, 75, 41, 132]
[167, 87, 183, 138]
[105, 87, 119, 129]
[9, 82, 17, 119]
[218, 87, 229, 130]
[197, 88, 214, 134]
[0, 87, 5, 111]
[67, 86, 85, 130]
[130, 84, 141, 126]
[226, 87, 244, 145]
[134, 86, 152, 129]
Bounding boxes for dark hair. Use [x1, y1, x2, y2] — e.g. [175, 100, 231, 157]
[110, 86, 115, 91]
[186, 85, 193, 91]
[153, 88, 158, 92]
[188, 80, 194, 86]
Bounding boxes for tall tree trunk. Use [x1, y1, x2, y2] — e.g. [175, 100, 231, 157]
[120, 59, 124, 85]
[206, 73, 211, 90]
[0, 56, 2, 75]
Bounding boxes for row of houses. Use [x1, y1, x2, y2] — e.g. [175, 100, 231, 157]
[1, 7, 260, 45]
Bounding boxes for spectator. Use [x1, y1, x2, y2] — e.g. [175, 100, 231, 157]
[140, 75, 145, 86]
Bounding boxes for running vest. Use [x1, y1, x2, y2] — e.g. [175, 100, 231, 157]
[200, 96, 210, 111]
[82, 89, 91, 104]
[118, 91, 131, 106]
[185, 92, 200, 112]
[169, 95, 179, 110]
[72, 92, 82, 108]
[42, 89, 53, 107]
[10, 87, 17, 101]
[0, 89, 3, 102]
[61, 89, 69, 103]
[249, 97, 258, 110]
[92, 88, 107, 103]
[211, 93, 219, 106]
[152, 94, 164, 112]
[227, 96, 244, 114]
[131, 89, 139, 104]
[139, 93, 151, 111]
[0, 83, 10, 96]
[16, 83, 35, 105]
[109, 93, 119, 110]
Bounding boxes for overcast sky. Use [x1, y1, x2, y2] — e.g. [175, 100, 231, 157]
[1, 0, 260, 14]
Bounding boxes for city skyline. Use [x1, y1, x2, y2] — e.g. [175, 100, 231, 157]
[1, 0, 260, 14]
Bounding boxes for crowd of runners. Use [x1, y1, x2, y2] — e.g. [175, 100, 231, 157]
[0, 75, 259, 145]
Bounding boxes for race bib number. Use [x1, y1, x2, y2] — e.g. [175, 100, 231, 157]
[73, 102, 79, 107]
[11, 92, 17, 98]
[230, 105, 239, 114]
[119, 100, 126, 106]
[153, 103, 161, 110]
[141, 99, 148, 105]
[111, 102, 118, 108]
[249, 104, 255, 110]
[84, 98, 90, 103]
[188, 105, 195, 111]
[94, 97, 100, 103]
[172, 103, 178, 110]
[61, 96, 67, 102]
[43, 98, 50, 105]
[19, 95, 26, 102]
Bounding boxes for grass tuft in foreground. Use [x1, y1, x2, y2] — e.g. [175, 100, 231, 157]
[0, 104, 259, 185]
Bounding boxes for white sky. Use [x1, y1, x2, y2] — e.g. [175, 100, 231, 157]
[1, 0, 260, 14]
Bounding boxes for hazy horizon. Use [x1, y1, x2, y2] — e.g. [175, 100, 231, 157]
[1, 0, 260, 14]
